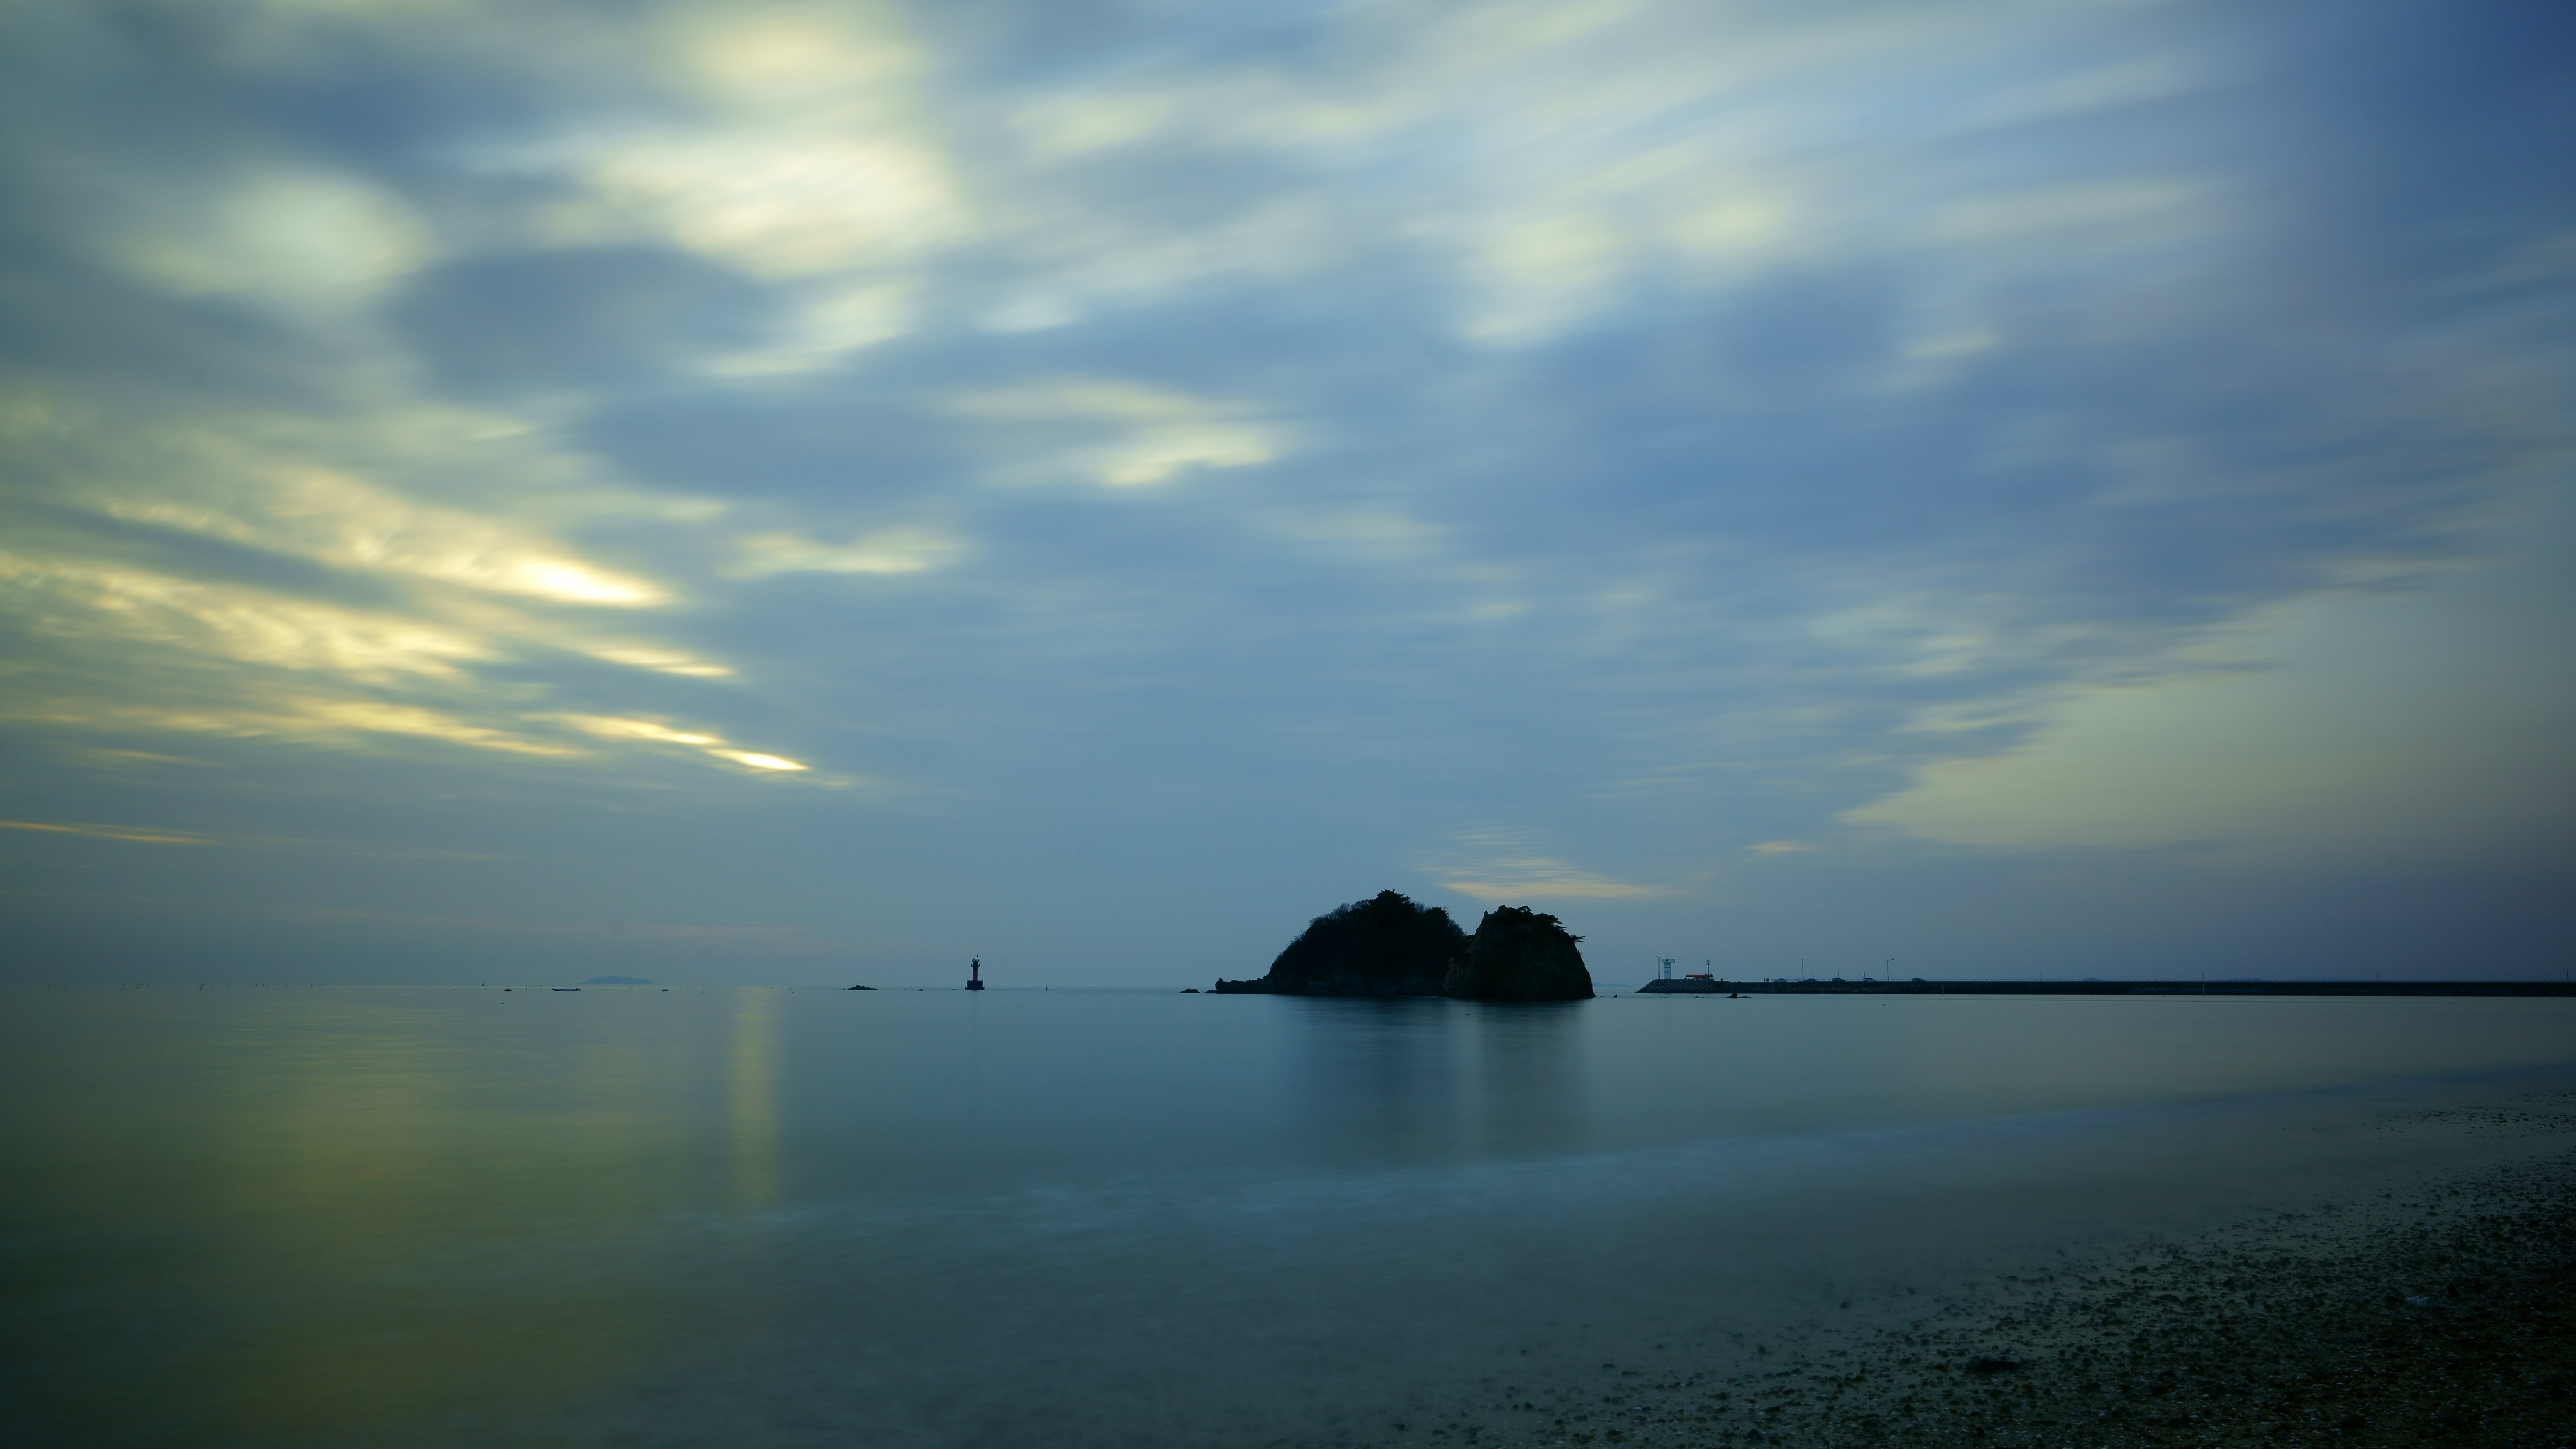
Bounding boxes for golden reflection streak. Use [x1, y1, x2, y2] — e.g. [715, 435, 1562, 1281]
[172, 991, 690, 1443]
[730, 987, 783, 1208]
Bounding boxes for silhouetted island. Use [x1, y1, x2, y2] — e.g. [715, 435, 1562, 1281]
[1445, 905, 1595, 1000]
[1213, 891, 1594, 1001]
[1214, 890, 1463, 995]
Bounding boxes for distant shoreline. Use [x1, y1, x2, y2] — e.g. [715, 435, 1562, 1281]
[1633, 979, 2576, 997]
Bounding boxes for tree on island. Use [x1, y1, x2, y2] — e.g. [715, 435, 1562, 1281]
[1444, 905, 1594, 1001]
[1211, 892, 1594, 1001]
[1213, 890, 1465, 995]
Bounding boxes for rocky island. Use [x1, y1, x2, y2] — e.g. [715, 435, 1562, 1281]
[1443, 903, 1595, 1000]
[1214, 891, 1594, 1001]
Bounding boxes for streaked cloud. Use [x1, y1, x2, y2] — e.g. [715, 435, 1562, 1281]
[1425, 833, 1662, 902]
[581, 645, 735, 679]
[247, 700, 584, 758]
[1845, 549, 2576, 865]
[588, 134, 968, 280]
[556, 715, 808, 774]
[1437, 863, 1662, 903]
[279, 906, 842, 950]
[0, 819, 214, 846]
[948, 380, 1281, 488]
[728, 528, 964, 578]
[94, 469, 669, 608]
[0, 551, 491, 680]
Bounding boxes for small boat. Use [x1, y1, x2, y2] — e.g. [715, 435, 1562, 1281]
[553, 987, 580, 992]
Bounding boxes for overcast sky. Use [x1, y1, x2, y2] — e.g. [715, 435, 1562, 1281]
[2, 0, 2568, 986]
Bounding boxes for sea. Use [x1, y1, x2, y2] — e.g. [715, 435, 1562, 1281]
[5, 984, 2572, 1447]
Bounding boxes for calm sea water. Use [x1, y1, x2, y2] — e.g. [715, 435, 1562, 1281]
[5, 986, 2572, 1447]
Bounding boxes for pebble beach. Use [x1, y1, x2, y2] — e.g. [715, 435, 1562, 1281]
[1404, 1097, 2576, 1449]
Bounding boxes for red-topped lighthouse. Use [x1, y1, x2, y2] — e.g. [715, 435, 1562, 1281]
[966, 958, 985, 991]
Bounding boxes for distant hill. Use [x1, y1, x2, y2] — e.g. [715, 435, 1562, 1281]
[580, 975, 653, 986]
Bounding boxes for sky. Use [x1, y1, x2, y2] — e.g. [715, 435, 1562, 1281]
[1, 0, 2569, 987]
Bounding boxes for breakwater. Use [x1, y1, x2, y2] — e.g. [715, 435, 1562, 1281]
[1633, 978, 2576, 996]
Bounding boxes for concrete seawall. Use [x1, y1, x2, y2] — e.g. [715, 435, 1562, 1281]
[1632, 979, 2576, 997]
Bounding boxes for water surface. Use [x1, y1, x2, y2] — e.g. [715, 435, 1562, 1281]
[6, 986, 2572, 1446]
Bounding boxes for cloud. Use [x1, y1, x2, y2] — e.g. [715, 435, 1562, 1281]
[1437, 862, 1662, 902]
[1932, 179, 2215, 247]
[0, 819, 213, 846]
[727, 528, 964, 578]
[85, 465, 668, 608]
[1264, 510, 1446, 560]
[948, 379, 1282, 488]
[556, 714, 808, 773]
[112, 164, 433, 312]
[1843, 546, 2576, 866]
[0, 0, 2567, 983]
[275, 905, 841, 949]
[0, 376, 806, 790]
[707, 280, 916, 376]
[71, 699, 586, 759]
[580, 645, 734, 678]
[524, 6, 975, 287]
[1424, 832, 1662, 901]
[589, 134, 968, 280]
[390, 248, 779, 397]
[267, 700, 586, 757]
[0, 550, 490, 680]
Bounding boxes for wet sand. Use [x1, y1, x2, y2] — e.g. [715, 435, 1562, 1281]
[1408, 1098, 2576, 1449]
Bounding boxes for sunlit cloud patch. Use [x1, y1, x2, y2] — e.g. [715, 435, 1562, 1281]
[557, 715, 808, 774]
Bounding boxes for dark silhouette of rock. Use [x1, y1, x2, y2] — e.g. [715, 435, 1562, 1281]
[1212, 890, 1466, 995]
[845, 984, 875, 990]
[1442, 905, 1594, 1001]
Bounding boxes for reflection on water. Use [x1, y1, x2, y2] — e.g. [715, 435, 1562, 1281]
[1294, 998, 1587, 1164]
[1473, 1001, 1584, 1156]
[2, 988, 725, 1446]
[1300, 1000, 1463, 1161]
[4, 988, 2574, 1447]
[730, 988, 781, 1208]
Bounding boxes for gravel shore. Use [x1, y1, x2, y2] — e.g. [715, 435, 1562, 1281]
[1408, 1101, 2576, 1449]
